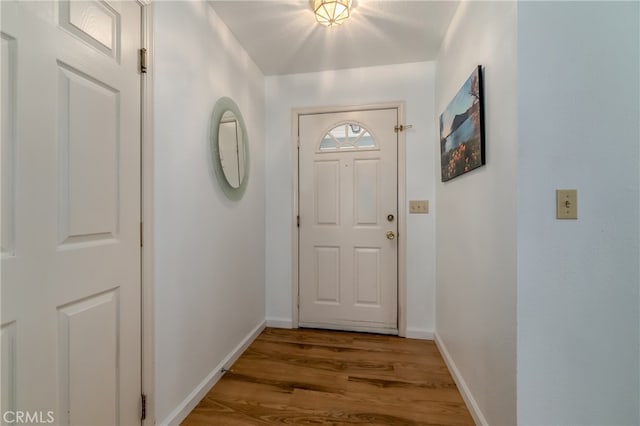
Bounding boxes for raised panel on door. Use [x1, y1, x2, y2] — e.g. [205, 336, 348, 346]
[59, 0, 121, 61]
[58, 62, 120, 247]
[354, 247, 381, 306]
[58, 290, 119, 425]
[314, 246, 340, 304]
[354, 158, 379, 226]
[1, 32, 16, 258]
[1, 322, 16, 417]
[314, 160, 340, 225]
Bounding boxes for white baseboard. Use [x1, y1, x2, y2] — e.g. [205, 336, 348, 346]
[405, 328, 434, 340]
[434, 332, 488, 426]
[267, 319, 427, 338]
[158, 320, 266, 426]
[266, 317, 293, 328]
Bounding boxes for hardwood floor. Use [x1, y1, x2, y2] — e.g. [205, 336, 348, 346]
[182, 328, 474, 426]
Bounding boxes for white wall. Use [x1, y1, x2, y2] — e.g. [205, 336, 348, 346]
[153, 2, 265, 423]
[517, 2, 640, 424]
[265, 62, 437, 336]
[434, 2, 517, 425]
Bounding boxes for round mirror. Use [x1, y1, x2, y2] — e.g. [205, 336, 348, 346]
[210, 97, 249, 200]
[218, 110, 245, 188]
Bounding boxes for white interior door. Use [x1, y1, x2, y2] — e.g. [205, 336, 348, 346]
[298, 108, 398, 333]
[1, 1, 142, 424]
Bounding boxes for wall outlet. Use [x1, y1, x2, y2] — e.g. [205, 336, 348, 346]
[556, 189, 577, 219]
[409, 200, 429, 214]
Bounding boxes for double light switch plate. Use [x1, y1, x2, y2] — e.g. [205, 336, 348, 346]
[409, 200, 429, 214]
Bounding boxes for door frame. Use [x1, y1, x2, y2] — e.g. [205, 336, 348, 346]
[291, 102, 407, 337]
[140, 1, 155, 424]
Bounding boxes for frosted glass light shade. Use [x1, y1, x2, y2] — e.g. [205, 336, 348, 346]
[312, 0, 351, 27]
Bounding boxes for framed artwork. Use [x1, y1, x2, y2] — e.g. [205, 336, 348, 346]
[439, 65, 485, 182]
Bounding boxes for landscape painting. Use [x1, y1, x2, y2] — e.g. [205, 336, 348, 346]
[439, 66, 485, 182]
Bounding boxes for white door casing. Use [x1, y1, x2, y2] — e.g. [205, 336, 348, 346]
[1, 1, 142, 424]
[298, 108, 398, 333]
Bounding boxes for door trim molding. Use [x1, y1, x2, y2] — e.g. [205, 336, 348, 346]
[140, 1, 155, 424]
[291, 102, 407, 337]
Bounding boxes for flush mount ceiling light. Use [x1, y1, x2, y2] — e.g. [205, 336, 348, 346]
[312, 0, 352, 27]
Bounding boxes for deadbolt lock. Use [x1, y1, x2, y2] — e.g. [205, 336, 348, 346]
[387, 214, 394, 222]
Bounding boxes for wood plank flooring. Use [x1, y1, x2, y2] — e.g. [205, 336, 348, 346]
[182, 328, 474, 426]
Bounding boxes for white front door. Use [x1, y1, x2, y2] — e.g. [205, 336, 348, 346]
[1, 1, 142, 424]
[298, 108, 398, 333]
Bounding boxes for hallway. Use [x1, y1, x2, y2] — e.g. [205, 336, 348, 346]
[2, 1, 638, 424]
[183, 328, 473, 425]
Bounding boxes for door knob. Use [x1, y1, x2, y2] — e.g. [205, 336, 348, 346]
[386, 231, 395, 240]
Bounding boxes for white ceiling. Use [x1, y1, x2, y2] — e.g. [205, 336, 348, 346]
[209, 1, 460, 76]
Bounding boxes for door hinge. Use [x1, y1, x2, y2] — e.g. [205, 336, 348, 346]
[140, 222, 144, 247]
[141, 394, 147, 421]
[394, 124, 413, 133]
[140, 48, 148, 74]
[297, 215, 300, 227]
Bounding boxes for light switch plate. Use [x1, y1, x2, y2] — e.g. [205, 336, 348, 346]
[556, 189, 577, 219]
[409, 200, 429, 214]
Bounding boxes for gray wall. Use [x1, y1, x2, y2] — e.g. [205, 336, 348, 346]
[153, 2, 266, 423]
[517, 2, 640, 424]
[434, 2, 518, 424]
